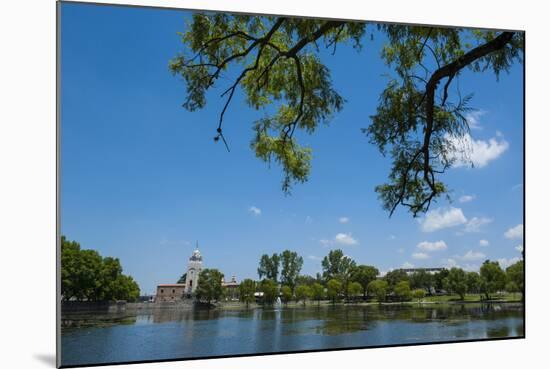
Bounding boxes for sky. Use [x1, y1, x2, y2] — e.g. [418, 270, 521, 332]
[60, 3, 524, 295]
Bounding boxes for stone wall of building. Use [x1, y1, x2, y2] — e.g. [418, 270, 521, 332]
[155, 284, 187, 302]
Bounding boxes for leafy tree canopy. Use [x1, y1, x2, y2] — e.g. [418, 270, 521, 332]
[171, 13, 523, 216]
[280, 250, 304, 290]
[195, 268, 224, 304]
[257, 253, 280, 281]
[61, 236, 140, 302]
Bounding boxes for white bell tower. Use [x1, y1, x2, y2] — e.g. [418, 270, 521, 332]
[185, 241, 203, 294]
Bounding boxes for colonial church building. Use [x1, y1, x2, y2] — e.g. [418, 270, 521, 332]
[155, 244, 203, 302]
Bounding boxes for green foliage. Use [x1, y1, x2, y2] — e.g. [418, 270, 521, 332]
[61, 236, 140, 302]
[347, 281, 362, 301]
[367, 279, 388, 303]
[280, 250, 304, 290]
[280, 285, 292, 304]
[446, 268, 468, 300]
[239, 278, 256, 308]
[260, 279, 279, 305]
[177, 272, 187, 284]
[311, 282, 325, 305]
[409, 270, 434, 293]
[350, 265, 379, 297]
[172, 14, 523, 216]
[466, 271, 482, 294]
[321, 249, 356, 286]
[295, 284, 312, 306]
[295, 274, 317, 287]
[394, 280, 412, 302]
[506, 260, 524, 296]
[257, 253, 280, 282]
[383, 269, 409, 290]
[412, 288, 426, 302]
[326, 279, 342, 303]
[195, 268, 224, 304]
[480, 260, 506, 299]
[433, 269, 450, 291]
[505, 281, 519, 294]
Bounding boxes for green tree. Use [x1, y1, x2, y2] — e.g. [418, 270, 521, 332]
[480, 260, 506, 300]
[257, 253, 280, 282]
[367, 279, 388, 303]
[177, 272, 187, 284]
[350, 265, 379, 298]
[326, 279, 342, 304]
[446, 267, 468, 300]
[466, 271, 482, 295]
[394, 280, 412, 302]
[239, 278, 256, 308]
[171, 14, 523, 216]
[60, 236, 140, 302]
[383, 269, 409, 291]
[506, 260, 524, 299]
[195, 268, 224, 304]
[280, 285, 293, 305]
[311, 282, 325, 305]
[409, 270, 434, 294]
[433, 269, 450, 292]
[295, 284, 312, 306]
[260, 279, 279, 305]
[412, 288, 426, 303]
[347, 281, 362, 302]
[280, 250, 304, 291]
[321, 249, 356, 292]
[505, 281, 519, 296]
[295, 274, 317, 287]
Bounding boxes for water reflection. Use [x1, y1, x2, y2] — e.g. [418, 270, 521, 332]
[61, 303, 524, 367]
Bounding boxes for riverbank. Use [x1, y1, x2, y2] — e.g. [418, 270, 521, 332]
[62, 292, 522, 314]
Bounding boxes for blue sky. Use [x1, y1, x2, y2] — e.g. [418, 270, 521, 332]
[60, 3, 524, 294]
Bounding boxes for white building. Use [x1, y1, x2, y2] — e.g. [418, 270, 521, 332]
[185, 244, 203, 294]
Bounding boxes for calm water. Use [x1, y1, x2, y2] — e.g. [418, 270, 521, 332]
[61, 303, 523, 366]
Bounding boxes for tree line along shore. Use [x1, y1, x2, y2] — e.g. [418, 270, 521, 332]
[60, 236, 523, 307]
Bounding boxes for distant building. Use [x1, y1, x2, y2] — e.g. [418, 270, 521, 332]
[399, 267, 445, 275]
[155, 244, 203, 302]
[155, 284, 186, 302]
[185, 244, 203, 294]
[222, 275, 239, 300]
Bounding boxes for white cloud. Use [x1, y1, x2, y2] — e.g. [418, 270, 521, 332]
[388, 235, 397, 240]
[412, 252, 430, 260]
[497, 257, 521, 269]
[446, 132, 509, 168]
[465, 110, 485, 130]
[459, 194, 476, 203]
[417, 240, 448, 252]
[464, 217, 493, 233]
[515, 244, 524, 253]
[479, 239, 490, 247]
[442, 258, 458, 268]
[320, 233, 359, 247]
[402, 262, 415, 269]
[307, 255, 322, 261]
[339, 217, 350, 224]
[248, 206, 262, 216]
[334, 233, 359, 246]
[398, 248, 405, 254]
[420, 207, 467, 232]
[460, 250, 486, 261]
[505, 224, 524, 240]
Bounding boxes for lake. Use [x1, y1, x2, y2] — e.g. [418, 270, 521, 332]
[60, 303, 524, 367]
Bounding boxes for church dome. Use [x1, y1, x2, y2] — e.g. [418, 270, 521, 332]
[190, 248, 202, 261]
